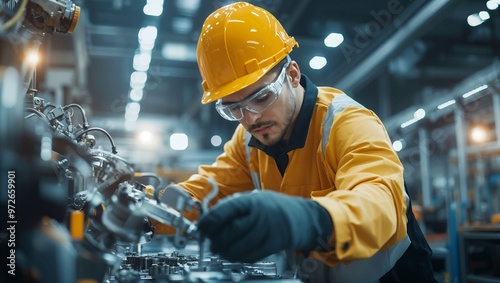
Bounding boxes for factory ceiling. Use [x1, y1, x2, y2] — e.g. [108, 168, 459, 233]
[29, 0, 500, 149]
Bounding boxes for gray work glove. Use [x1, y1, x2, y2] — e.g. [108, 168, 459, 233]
[197, 190, 333, 263]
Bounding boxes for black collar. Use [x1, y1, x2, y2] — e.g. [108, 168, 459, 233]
[248, 75, 318, 158]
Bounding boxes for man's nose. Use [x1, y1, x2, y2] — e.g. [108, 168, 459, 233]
[243, 108, 261, 124]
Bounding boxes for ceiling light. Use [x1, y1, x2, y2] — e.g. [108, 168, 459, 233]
[130, 71, 147, 84]
[462, 84, 487, 98]
[324, 33, 344, 48]
[26, 51, 39, 64]
[392, 140, 404, 152]
[134, 53, 151, 66]
[486, 0, 498, 10]
[130, 81, 145, 89]
[138, 26, 158, 44]
[437, 99, 456, 110]
[467, 14, 484, 27]
[211, 135, 222, 147]
[414, 108, 425, 119]
[133, 61, 150, 72]
[479, 11, 490, 20]
[138, 130, 153, 144]
[172, 17, 193, 34]
[176, 0, 200, 16]
[143, 0, 164, 16]
[143, 5, 163, 17]
[126, 102, 141, 115]
[401, 108, 426, 128]
[129, 89, 144, 102]
[125, 111, 139, 122]
[309, 56, 327, 70]
[401, 118, 418, 128]
[170, 133, 188, 150]
[470, 126, 488, 143]
[162, 43, 196, 61]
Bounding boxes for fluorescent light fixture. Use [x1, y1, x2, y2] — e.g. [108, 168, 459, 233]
[470, 126, 488, 143]
[176, 0, 200, 15]
[414, 108, 426, 119]
[467, 14, 484, 27]
[131, 71, 147, 84]
[138, 130, 153, 144]
[125, 111, 139, 122]
[172, 17, 193, 34]
[27, 52, 39, 64]
[143, 0, 163, 17]
[137, 130, 160, 147]
[126, 102, 141, 115]
[134, 53, 151, 66]
[392, 140, 403, 152]
[309, 56, 327, 70]
[129, 88, 144, 102]
[437, 99, 456, 110]
[479, 11, 490, 20]
[130, 81, 145, 89]
[161, 43, 196, 61]
[401, 117, 418, 128]
[324, 33, 344, 48]
[170, 133, 188, 150]
[487, 0, 498, 10]
[133, 61, 150, 72]
[462, 84, 487, 98]
[140, 42, 155, 52]
[401, 108, 426, 128]
[138, 26, 158, 45]
[211, 135, 222, 147]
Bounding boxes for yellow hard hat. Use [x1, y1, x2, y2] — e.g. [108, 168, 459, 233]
[196, 2, 299, 104]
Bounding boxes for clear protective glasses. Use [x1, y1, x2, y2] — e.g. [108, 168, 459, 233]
[215, 58, 291, 121]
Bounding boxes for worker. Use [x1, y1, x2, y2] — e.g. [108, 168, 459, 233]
[165, 2, 437, 282]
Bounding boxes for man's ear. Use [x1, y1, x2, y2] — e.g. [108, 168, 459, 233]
[287, 60, 301, 88]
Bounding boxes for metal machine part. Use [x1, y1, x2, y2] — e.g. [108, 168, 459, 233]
[110, 249, 288, 283]
[143, 186, 199, 249]
[198, 177, 219, 270]
[23, 0, 80, 34]
[2, 10, 295, 281]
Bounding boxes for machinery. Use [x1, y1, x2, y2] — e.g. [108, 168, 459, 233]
[0, 2, 300, 282]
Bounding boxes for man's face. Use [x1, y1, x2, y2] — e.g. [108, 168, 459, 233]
[220, 67, 296, 146]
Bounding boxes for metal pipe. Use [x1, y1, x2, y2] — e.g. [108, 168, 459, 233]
[493, 93, 500, 144]
[418, 127, 431, 209]
[454, 106, 468, 225]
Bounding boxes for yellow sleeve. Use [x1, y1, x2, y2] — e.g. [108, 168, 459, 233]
[312, 106, 407, 265]
[153, 125, 254, 234]
[178, 124, 255, 205]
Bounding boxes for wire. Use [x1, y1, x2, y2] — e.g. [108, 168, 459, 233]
[43, 103, 57, 111]
[2, 0, 29, 30]
[75, 127, 117, 154]
[63, 104, 89, 128]
[133, 172, 163, 189]
[24, 107, 49, 122]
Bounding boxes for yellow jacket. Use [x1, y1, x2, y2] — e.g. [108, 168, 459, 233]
[178, 75, 408, 267]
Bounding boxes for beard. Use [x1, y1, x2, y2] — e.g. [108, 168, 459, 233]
[252, 82, 297, 146]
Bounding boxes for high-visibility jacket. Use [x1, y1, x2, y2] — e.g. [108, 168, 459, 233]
[178, 75, 435, 282]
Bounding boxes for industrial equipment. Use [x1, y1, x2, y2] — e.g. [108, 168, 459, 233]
[0, 2, 299, 282]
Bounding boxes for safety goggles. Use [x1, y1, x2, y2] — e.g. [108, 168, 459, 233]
[215, 58, 290, 121]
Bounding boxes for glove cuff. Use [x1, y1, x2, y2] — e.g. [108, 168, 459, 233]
[292, 199, 333, 252]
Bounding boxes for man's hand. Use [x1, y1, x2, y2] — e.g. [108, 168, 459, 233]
[197, 190, 333, 263]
